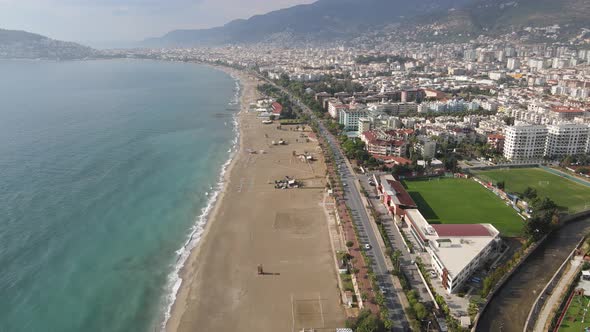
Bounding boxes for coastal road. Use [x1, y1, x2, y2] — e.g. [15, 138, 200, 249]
[319, 126, 409, 331]
[257, 75, 410, 331]
[358, 174, 432, 305]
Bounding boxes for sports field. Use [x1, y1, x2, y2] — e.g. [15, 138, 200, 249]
[558, 294, 590, 332]
[473, 168, 590, 213]
[403, 178, 523, 236]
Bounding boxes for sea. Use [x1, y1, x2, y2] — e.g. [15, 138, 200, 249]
[0, 59, 240, 332]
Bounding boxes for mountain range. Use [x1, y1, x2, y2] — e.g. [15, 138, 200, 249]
[0, 29, 96, 60]
[145, 0, 590, 47]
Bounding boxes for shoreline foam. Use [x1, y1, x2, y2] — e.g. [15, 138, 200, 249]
[165, 65, 345, 332]
[159, 67, 244, 331]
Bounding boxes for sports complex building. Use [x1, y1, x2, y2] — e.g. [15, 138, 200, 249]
[375, 174, 501, 293]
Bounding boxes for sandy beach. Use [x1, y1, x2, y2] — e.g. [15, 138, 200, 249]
[165, 68, 346, 332]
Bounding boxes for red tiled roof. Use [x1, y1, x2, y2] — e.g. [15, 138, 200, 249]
[387, 180, 417, 207]
[552, 106, 584, 113]
[371, 155, 412, 165]
[271, 102, 283, 115]
[363, 131, 407, 147]
[397, 129, 415, 135]
[487, 134, 505, 140]
[392, 140, 406, 147]
[431, 224, 491, 237]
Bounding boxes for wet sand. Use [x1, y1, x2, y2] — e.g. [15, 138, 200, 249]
[165, 68, 346, 332]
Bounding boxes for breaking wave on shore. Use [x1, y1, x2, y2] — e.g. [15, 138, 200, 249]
[159, 74, 242, 331]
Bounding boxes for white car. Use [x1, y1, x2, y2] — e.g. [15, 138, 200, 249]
[364, 244, 372, 250]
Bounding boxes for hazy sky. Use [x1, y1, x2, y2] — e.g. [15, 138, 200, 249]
[0, 0, 314, 45]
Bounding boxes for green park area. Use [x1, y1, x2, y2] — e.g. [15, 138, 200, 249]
[403, 178, 524, 237]
[474, 168, 590, 214]
[558, 294, 590, 332]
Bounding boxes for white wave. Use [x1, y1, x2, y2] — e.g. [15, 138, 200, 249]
[159, 75, 242, 332]
[227, 77, 241, 106]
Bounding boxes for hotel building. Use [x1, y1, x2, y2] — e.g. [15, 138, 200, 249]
[503, 124, 548, 161]
[545, 123, 589, 157]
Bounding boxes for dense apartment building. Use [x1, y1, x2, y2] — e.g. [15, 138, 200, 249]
[360, 131, 407, 157]
[504, 123, 590, 160]
[369, 102, 418, 116]
[503, 124, 548, 161]
[545, 123, 590, 158]
[357, 118, 372, 137]
[551, 106, 586, 120]
[507, 58, 520, 70]
[487, 134, 506, 153]
[416, 140, 436, 159]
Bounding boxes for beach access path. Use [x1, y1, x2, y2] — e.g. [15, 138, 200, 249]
[166, 71, 346, 332]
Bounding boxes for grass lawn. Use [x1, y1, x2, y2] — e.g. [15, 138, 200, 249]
[558, 294, 590, 332]
[473, 168, 590, 213]
[403, 178, 523, 237]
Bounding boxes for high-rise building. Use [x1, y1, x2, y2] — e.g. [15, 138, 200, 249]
[496, 50, 505, 62]
[504, 47, 516, 57]
[545, 124, 589, 158]
[503, 125, 548, 161]
[528, 58, 546, 72]
[507, 58, 520, 70]
[464, 49, 477, 62]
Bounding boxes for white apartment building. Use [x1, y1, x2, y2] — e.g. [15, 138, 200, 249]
[339, 108, 368, 132]
[357, 118, 372, 137]
[419, 100, 479, 113]
[528, 58, 547, 72]
[489, 71, 506, 81]
[327, 99, 347, 119]
[507, 58, 520, 70]
[417, 140, 436, 159]
[503, 124, 548, 161]
[387, 102, 418, 115]
[545, 124, 590, 157]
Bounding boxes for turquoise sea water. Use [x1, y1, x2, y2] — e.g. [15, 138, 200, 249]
[0, 60, 238, 331]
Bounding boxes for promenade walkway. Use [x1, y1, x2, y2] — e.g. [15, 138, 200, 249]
[533, 257, 582, 332]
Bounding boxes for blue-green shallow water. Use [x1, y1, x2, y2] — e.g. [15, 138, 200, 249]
[0, 60, 238, 332]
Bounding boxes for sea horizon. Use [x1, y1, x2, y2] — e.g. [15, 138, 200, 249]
[0, 59, 240, 332]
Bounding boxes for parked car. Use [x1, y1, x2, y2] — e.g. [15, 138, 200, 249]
[364, 244, 372, 250]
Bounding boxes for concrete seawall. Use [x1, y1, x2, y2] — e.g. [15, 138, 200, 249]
[523, 210, 590, 331]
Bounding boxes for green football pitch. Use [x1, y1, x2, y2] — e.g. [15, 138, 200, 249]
[473, 168, 590, 213]
[402, 178, 524, 236]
